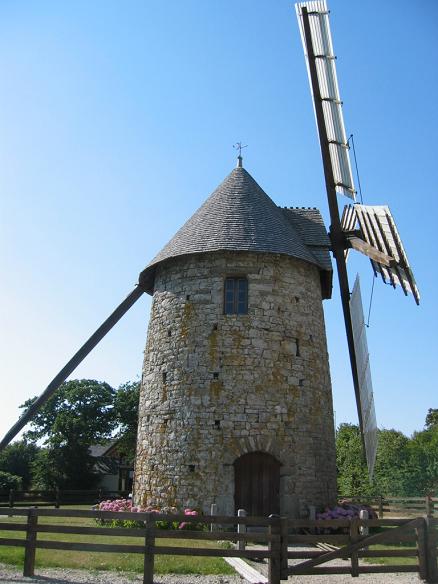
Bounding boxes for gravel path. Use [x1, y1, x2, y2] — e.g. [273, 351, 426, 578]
[0, 564, 239, 584]
[0, 561, 423, 584]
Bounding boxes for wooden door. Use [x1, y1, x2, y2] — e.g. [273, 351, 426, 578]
[234, 451, 280, 516]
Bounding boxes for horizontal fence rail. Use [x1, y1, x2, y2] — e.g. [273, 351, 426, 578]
[337, 495, 438, 518]
[0, 508, 437, 583]
[2, 490, 436, 516]
[0, 489, 131, 508]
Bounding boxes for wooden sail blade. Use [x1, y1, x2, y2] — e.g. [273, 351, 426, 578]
[297, 4, 369, 472]
[296, 0, 356, 200]
[345, 204, 420, 304]
[350, 275, 378, 479]
[0, 286, 145, 451]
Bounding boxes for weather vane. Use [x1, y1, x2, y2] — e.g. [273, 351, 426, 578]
[233, 142, 248, 157]
[233, 142, 247, 167]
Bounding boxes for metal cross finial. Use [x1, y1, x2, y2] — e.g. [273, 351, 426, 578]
[233, 142, 247, 167]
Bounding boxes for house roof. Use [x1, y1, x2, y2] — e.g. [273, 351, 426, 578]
[139, 164, 332, 297]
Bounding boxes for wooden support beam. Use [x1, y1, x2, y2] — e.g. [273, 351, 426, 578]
[345, 234, 393, 266]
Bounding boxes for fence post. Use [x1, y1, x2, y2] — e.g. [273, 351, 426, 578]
[280, 516, 288, 580]
[210, 503, 217, 532]
[416, 517, 428, 581]
[55, 488, 60, 509]
[349, 516, 360, 577]
[426, 495, 433, 518]
[378, 496, 384, 519]
[359, 509, 369, 537]
[23, 507, 38, 577]
[143, 512, 155, 584]
[268, 515, 281, 584]
[8, 488, 14, 508]
[237, 508, 247, 552]
[425, 516, 438, 584]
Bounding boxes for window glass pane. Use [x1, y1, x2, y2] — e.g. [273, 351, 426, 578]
[225, 279, 235, 292]
[224, 277, 247, 315]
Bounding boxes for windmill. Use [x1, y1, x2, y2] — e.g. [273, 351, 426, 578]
[0, 4, 419, 497]
[295, 0, 420, 477]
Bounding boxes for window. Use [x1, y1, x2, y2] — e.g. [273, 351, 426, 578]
[224, 277, 248, 315]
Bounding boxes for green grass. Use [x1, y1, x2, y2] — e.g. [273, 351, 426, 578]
[0, 509, 235, 575]
[363, 544, 418, 566]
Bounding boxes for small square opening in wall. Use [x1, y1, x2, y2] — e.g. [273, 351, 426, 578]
[213, 372, 219, 380]
[188, 464, 195, 473]
[214, 420, 221, 429]
[167, 329, 172, 337]
[162, 372, 167, 383]
[186, 294, 191, 301]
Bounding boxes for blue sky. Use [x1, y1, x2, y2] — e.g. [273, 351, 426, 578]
[1, 0, 437, 440]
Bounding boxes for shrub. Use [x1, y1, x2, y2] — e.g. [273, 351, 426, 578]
[315, 502, 377, 534]
[0, 470, 22, 490]
[94, 499, 205, 530]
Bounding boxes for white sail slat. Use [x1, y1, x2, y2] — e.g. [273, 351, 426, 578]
[296, 0, 356, 199]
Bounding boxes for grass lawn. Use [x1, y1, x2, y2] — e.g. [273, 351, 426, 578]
[363, 544, 418, 566]
[0, 508, 235, 575]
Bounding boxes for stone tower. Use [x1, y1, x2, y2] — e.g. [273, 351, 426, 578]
[134, 161, 337, 518]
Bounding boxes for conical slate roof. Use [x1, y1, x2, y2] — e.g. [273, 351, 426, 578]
[139, 164, 332, 295]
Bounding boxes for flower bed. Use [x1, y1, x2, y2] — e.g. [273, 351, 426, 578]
[315, 502, 377, 534]
[95, 499, 205, 530]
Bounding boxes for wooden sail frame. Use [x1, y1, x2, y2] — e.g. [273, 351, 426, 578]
[296, 1, 420, 477]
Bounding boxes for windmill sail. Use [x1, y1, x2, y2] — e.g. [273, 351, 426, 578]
[295, 0, 355, 199]
[350, 275, 377, 478]
[342, 204, 420, 304]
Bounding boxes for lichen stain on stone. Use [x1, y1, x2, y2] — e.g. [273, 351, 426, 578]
[180, 301, 193, 339]
[208, 329, 218, 365]
[210, 379, 223, 399]
[231, 329, 243, 350]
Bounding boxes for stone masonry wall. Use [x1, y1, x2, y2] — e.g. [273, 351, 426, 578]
[134, 251, 337, 517]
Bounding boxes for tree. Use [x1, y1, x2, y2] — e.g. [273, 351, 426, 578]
[405, 425, 438, 496]
[0, 471, 22, 490]
[113, 380, 140, 463]
[0, 440, 39, 489]
[21, 379, 116, 489]
[373, 429, 410, 496]
[425, 408, 438, 430]
[336, 424, 373, 497]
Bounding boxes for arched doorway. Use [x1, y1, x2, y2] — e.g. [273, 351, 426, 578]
[234, 451, 280, 516]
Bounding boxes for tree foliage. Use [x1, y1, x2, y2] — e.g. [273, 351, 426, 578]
[425, 408, 438, 430]
[0, 440, 39, 489]
[113, 380, 140, 463]
[0, 470, 22, 490]
[336, 413, 438, 497]
[21, 379, 116, 489]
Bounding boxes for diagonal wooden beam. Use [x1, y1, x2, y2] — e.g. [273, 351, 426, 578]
[290, 518, 421, 572]
[0, 285, 145, 451]
[345, 234, 393, 266]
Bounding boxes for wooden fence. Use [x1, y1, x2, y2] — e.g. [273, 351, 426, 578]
[0, 488, 130, 508]
[2, 490, 436, 516]
[338, 496, 438, 518]
[0, 508, 437, 583]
